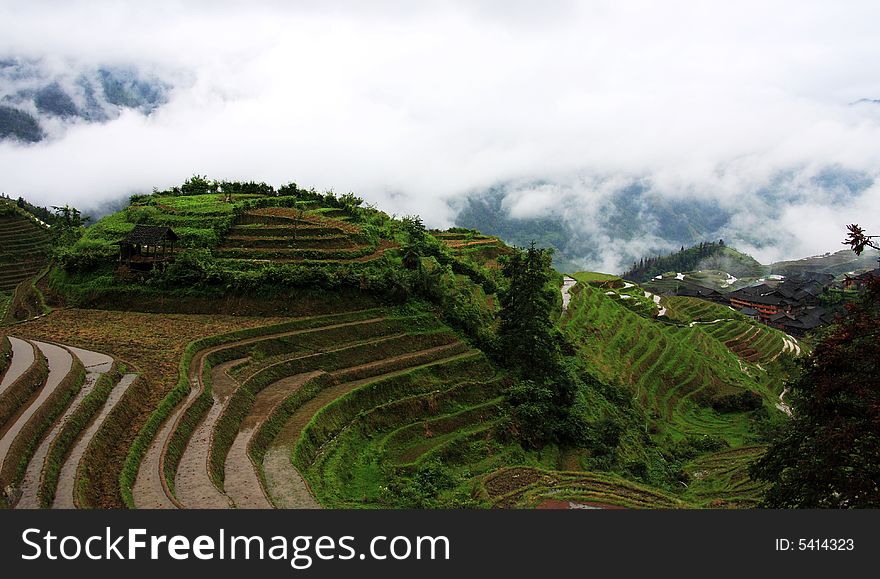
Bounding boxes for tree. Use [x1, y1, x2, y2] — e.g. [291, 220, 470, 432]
[498, 243, 577, 447]
[400, 215, 429, 269]
[498, 243, 560, 379]
[750, 225, 880, 507]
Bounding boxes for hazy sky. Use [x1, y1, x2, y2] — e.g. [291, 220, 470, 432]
[2, 0, 880, 265]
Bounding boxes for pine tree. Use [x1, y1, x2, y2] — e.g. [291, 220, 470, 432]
[498, 243, 576, 447]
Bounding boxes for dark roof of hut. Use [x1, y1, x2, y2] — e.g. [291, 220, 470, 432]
[118, 225, 179, 246]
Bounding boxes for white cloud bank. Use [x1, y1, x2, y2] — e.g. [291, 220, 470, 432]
[2, 0, 880, 265]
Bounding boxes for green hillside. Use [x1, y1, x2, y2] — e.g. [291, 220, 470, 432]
[0, 179, 808, 510]
[558, 273, 799, 505]
[0, 200, 53, 323]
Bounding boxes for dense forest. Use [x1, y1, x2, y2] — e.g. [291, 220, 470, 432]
[622, 240, 765, 282]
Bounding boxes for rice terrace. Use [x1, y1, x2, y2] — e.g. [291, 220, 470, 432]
[0, 179, 874, 510]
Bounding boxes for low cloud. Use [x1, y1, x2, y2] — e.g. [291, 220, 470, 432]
[2, 1, 880, 266]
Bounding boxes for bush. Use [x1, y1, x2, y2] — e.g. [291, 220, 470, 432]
[157, 249, 218, 288]
[711, 390, 763, 413]
[58, 238, 117, 273]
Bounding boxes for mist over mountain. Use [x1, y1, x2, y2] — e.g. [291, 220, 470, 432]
[0, 57, 169, 143]
[454, 165, 875, 274]
[2, 1, 880, 272]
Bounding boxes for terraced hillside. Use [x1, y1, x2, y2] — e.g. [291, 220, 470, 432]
[0, 202, 51, 292]
[71, 189, 390, 267]
[3, 181, 816, 510]
[562, 273, 799, 446]
[216, 207, 395, 264]
[433, 229, 512, 271]
[129, 307, 494, 509]
[682, 445, 768, 508]
[0, 333, 138, 508]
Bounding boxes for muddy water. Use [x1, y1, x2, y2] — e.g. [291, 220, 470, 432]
[225, 371, 323, 509]
[0, 337, 35, 396]
[133, 384, 196, 509]
[53, 373, 138, 508]
[64, 345, 113, 373]
[174, 359, 246, 509]
[263, 446, 321, 509]
[0, 341, 72, 475]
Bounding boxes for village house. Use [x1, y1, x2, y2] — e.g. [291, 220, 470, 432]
[727, 285, 792, 320]
[767, 308, 836, 337]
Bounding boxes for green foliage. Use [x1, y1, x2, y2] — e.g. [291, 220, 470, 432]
[157, 249, 218, 287]
[496, 244, 581, 447]
[386, 459, 457, 508]
[58, 238, 116, 273]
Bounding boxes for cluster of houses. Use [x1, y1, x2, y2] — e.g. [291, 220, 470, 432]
[669, 267, 879, 337]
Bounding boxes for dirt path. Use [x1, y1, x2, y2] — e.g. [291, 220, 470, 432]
[561, 276, 577, 312]
[0, 341, 71, 478]
[174, 359, 246, 509]
[53, 373, 137, 509]
[688, 318, 730, 328]
[0, 336, 36, 396]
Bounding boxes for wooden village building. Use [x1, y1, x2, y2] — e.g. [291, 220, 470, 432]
[117, 225, 179, 270]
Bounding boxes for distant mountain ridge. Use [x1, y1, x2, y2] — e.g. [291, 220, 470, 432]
[0, 57, 170, 143]
[453, 169, 874, 274]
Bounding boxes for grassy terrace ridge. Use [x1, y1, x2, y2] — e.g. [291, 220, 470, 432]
[683, 445, 768, 508]
[284, 352, 498, 508]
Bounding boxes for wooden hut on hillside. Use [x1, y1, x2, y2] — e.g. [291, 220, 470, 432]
[117, 225, 179, 270]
